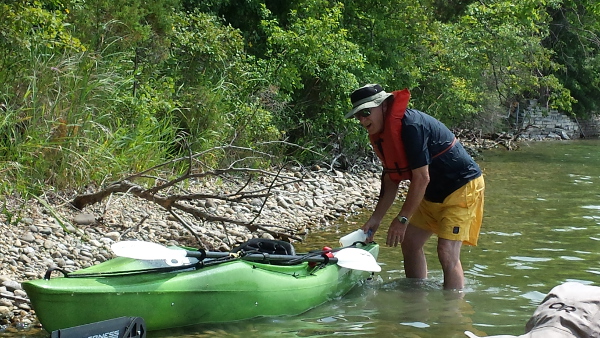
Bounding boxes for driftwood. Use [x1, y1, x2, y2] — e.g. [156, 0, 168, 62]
[490, 124, 535, 150]
[453, 125, 535, 152]
[71, 144, 309, 245]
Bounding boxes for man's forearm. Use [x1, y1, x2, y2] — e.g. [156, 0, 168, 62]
[371, 174, 399, 221]
[398, 166, 429, 219]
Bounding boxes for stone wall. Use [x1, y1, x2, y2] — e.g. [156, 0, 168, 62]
[579, 115, 600, 138]
[510, 100, 600, 140]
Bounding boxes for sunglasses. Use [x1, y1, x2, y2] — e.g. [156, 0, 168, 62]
[353, 109, 371, 119]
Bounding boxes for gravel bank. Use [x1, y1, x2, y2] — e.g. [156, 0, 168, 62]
[0, 167, 410, 332]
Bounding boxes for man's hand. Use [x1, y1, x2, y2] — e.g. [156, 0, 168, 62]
[362, 217, 381, 242]
[386, 218, 408, 247]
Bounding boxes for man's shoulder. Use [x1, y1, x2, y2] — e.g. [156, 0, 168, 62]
[402, 109, 442, 127]
[404, 108, 425, 116]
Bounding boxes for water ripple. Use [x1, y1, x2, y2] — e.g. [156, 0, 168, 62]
[509, 256, 552, 262]
[553, 226, 588, 232]
[400, 321, 430, 328]
[520, 291, 546, 303]
[559, 256, 584, 261]
[485, 231, 522, 237]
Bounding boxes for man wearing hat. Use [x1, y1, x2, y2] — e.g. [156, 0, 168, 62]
[346, 84, 485, 290]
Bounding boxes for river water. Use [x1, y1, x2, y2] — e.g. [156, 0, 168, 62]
[6, 140, 600, 337]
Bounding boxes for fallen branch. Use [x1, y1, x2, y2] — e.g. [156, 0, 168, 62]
[71, 145, 310, 245]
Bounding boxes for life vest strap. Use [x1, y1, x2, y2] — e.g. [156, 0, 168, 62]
[431, 137, 457, 160]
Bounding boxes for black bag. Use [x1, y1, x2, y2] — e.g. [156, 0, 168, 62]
[50, 316, 146, 338]
[231, 238, 296, 256]
[465, 281, 600, 338]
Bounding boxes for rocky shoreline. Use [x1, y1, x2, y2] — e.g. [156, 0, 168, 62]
[0, 164, 414, 333]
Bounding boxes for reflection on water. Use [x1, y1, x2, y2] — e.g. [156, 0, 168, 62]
[6, 140, 600, 338]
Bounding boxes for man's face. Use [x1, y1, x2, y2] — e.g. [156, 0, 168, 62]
[355, 104, 384, 135]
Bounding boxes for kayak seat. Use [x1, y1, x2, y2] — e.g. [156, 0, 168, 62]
[231, 238, 296, 256]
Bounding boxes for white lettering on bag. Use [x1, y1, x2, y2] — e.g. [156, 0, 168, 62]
[87, 330, 120, 338]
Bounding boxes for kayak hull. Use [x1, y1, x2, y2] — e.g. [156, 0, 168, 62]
[23, 243, 379, 332]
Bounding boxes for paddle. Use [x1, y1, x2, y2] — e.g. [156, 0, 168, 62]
[111, 241, 381, 272]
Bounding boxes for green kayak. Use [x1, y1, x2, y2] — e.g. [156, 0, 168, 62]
[23, 240, 379, 332]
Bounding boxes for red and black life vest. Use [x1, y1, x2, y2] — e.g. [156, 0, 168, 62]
[369, 89, 412, 184]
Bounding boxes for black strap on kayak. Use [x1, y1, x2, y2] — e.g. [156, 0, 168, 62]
[192, 248, 207, 261]
[231, 238, 296, 256]
[277, 250, 332, 266]
[342, 240, 368, 248]
[44, 267, 70, 280]
[43, 263, 202, 279]
[42, 248, 211, 279]
[42, 249, 244, 279]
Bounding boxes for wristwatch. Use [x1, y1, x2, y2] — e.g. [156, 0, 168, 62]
[397, 215, 409, 225]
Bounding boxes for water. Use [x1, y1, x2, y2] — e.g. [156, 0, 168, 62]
[6, 140, 600, 337]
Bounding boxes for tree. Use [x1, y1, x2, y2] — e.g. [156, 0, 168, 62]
[342, 0, 574, 125]
[544, 0, 600, 116]
[258, 0, 364, 161]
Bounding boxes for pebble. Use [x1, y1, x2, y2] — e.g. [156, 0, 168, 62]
[0, 306, 12, 319]
[19, 233, 35, 243]
[105, 232, 120, 241]
[2, 281, 21, 292]
[74, 213, 96, 225]
[43, 240, 54, 249]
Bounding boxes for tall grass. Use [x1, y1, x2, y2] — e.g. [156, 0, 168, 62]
[0, 46, 178, 195]
[0, 9, 294, 197]
[0, 48, 282, 196]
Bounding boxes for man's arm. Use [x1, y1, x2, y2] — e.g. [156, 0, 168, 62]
[387, 165, 430, 246]
[398, 165, 429, 220]
[362, 173, 399, 239]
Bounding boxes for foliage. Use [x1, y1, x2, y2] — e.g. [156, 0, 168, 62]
[259, 0, 363, 160]
[0, 45, 177, 194]
[0, 1, 84, 88]
[340, 0, 574, 125]
[1, 0, 600, 194]
[185, 0, 293, 57]
[167, 10, 282, 153]
[456, 1, 572, 110]
[65, 0, 178, 54]
[543, 0, 600, 115]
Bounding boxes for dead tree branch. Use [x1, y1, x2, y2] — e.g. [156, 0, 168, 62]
[71, 145, 311, 245]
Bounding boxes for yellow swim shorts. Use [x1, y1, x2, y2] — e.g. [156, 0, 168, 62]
[409, 175, 485, 246]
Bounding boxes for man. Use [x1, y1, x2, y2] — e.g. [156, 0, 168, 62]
[346, 84, 485, 290]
